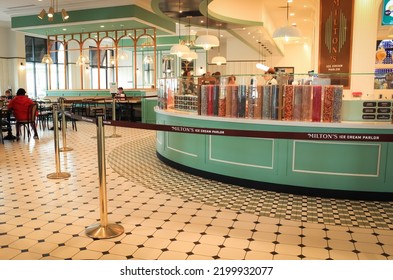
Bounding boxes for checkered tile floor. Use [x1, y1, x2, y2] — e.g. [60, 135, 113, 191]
[1, 122, 392, 260]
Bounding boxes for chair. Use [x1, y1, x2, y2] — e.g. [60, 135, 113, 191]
[104, 100, 113, 120]
[37, 100, 52, 130]
[16, 102, 39, 140]
[0, 108, 6, 144]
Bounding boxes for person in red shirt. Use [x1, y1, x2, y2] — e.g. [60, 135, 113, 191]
[7, 88, 38, 139]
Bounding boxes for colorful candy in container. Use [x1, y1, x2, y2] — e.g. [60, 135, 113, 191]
[248, 76, 260, 119]
[262, 85, 271, 119]
[301, 85, 312, 122]
[283, 85, 294, 120]
[200, 85, 208, 115]
[271, 85, 280, 120]
[189, 77, 342, 123]
[332, 86, 343, 122]
[225, 85, 233, 117]
[293, 85, 303, 121]
[238, 84, 247, 118]
[218, 82, 226, 117]
[231, 86, 239, 118]
[322, 85, 334, 122]
[312, 85, 323, 122]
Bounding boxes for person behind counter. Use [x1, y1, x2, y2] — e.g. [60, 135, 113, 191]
[264, 68, 278, 85]
[7, 88, 38, 139]
[199, 71, 216, 85]
[228, 75, 236, 85]
[182, 69, 195, 94]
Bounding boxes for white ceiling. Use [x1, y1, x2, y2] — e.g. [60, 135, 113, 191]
[0, 0, 390, 52]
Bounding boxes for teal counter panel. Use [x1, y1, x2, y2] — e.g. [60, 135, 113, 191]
[167, 132, 201, 158]
[292, 141, 381, 176]
[155, 109, 393, 196]
[209, 136, 274, 169]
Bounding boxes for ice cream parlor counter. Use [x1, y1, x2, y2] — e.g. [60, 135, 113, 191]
[155, 82, 393, 200]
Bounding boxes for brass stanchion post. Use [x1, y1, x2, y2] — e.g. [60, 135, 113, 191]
[109, 96, 121, 138]
[85, 114, 124, 239]
[47, 105, 71, 179]
[59, 98, 73, 152]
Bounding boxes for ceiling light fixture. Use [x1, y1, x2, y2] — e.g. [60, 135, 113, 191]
[181, 16, 198, 62]
[38, 0, 69, 22]
[117, 26, 129, 61]
[38, 9, 46, 20]
[42, 53, 53, 64]
[182, 50, 198, 62]
[211, 24, 226, 65]
[170, 0, 190, 57]
[273, 1, 302, 43]
[256, 41, 269, 71]
[76, 54, 89, 65]
[195, 0, 219, 50]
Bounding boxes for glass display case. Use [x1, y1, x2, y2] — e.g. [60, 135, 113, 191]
[157, 75, 346, 124]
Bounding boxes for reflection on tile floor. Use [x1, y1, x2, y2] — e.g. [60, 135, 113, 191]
[1, 122, 392, 260]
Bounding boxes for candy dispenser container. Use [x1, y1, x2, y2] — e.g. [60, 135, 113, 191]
[213, 85, 220, 116]
[332, 85, 343, 123]
[226, 85, 233, 117]
[301, 85, 312, 121]
[218, 78, 227, 117]
[311, 85, 322, 122]
[322, 85, 334, 122]
[196, 84, 201, 115]
[200, 85, 208, 116]
[262, 85, 271, 119]
[255, 85, 263, 119]
[158, 79, 166, 109]
[283, 85, 294, 120]
[248, 76, 258, 119]
[167, 78, 176, 109]
[207, 85, 214, 116]
[271, 85, 280, 120]
[293, 85, 303, 121]
[231, 85, 239, 117]
[238, 82, 247, 118]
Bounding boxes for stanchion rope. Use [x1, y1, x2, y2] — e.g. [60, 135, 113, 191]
[64, 111, 393, 143]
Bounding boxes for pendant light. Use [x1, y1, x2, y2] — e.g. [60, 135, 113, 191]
[195, 0, 219, 50]
[170, 0, 190, 58]
[182, 51, 198, 62]
[273, 1, 302, 43]
[182, 16, 198, 62]
[76, 54, 89, 65]
[211, 24, 226, 65]
[256, 41, 269, 71]
[38, 0, 69, 22]
[117, 26, 129, 61]
[42, 53, 53, 64]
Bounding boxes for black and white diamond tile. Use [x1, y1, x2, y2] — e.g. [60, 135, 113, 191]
[0, 122, 392, 260]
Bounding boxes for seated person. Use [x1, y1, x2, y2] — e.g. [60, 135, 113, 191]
[116, 87, 126, 100]
[7, 88, 38, 139]
[5, 89, 12, 100]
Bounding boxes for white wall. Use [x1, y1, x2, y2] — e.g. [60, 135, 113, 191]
[0, 27, 26, 94]
[206, 36, 313, 80]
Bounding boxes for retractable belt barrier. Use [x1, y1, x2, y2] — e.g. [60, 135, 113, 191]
[55, 110, 393, 239]
[64, 111, 393, 143]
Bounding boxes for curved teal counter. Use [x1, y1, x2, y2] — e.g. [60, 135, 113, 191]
[155, 109, 393, 200]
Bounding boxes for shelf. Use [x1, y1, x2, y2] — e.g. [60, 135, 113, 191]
[375, 63, 393, 69]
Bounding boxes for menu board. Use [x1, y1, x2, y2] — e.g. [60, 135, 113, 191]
[362, 101, 392, 120]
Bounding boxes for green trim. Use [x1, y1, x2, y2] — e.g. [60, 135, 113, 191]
[11, 5, 175, 36]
